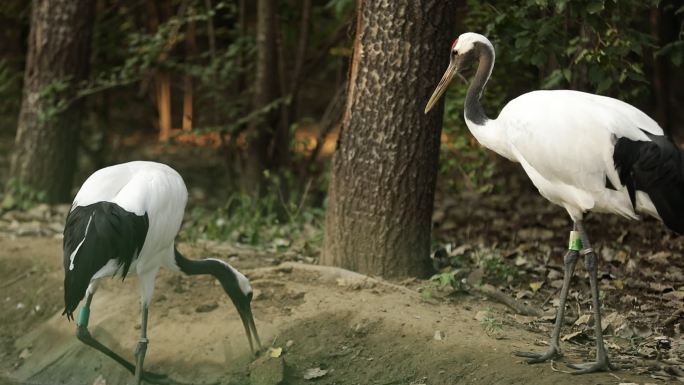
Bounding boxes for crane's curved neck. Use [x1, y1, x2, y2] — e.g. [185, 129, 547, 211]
[465, 44, 493, 125]
[464, 43, 508, 157]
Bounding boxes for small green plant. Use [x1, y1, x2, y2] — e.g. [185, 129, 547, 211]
[1, 178, 47, 211]
[430, 271, 458, 289]
[479, 308, 503, 336]
[180, 171, 325, 251]
[419, 270, 468, 302]
[477, 252, 518, 284]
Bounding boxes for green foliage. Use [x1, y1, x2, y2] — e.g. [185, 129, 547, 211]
[1, 178, 47, 211]
[477, 252, 518, 284]
[180, 171, 325, 250]
[37, 78, 72, 122]
[325, 0, 355, 17]
[657, 5, 684, 67]
[0, 60, 22, 131]
[465, 0, 658, 101]
[479, 308, 503, 335]
[439, 0, 676, 193]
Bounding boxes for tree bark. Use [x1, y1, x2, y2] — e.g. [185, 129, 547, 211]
[241, 0, 279, 192]
[10, 0, 95, 203]
[322, 0, 456, 277]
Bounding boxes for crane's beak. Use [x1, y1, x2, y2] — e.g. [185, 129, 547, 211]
[237, 303, 262, 356]
[425, 62, 463, 114]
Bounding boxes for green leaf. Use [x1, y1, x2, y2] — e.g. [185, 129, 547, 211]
[586, 0, 604, 14]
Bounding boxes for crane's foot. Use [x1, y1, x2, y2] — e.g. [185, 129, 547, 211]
[513, 344, 561, 364]
[567, 357, 617, 374]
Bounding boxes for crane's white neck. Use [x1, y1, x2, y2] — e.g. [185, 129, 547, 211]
[463, 42, 511, 159]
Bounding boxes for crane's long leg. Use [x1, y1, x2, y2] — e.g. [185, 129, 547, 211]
[134, 304, 149, 385]
[513, 222, 580, 363]
[566, 221, 616, 374]
[75, 294, 167, 384]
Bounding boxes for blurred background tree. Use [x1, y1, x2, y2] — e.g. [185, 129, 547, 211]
[0, 0, 681, 273]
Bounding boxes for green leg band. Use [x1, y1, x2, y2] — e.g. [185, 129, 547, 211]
[568, 230, 582, 251]
[78, 307, 90, 327]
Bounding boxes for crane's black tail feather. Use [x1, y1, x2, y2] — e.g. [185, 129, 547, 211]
[62, 202, 149, 319]
[613, 134, 684, 234]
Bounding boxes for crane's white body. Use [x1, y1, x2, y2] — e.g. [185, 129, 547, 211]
[72, 161, 188, 304]
[456, 54, 662, 221]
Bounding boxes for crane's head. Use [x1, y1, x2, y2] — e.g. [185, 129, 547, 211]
[209, 259, 262, 355]
[425, 33, 492, 113]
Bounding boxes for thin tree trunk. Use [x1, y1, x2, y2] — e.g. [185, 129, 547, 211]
[157, 72, 172, 140]
[273, 18, 290, 167]
[9, 0, 95, 203]
[288, 0, 312, 122]
[650, 7, 670, 133]
[204, 0, 217, 125]
[322, 0, 456, 277]
[183, 13, 197, 131]
[241, 0, 279, 192]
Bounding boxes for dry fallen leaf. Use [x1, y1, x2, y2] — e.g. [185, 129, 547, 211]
[269, 347, 282, 358]
[574, 314, 592, 326]
[561, 330, 586, 342]
[529, 281, 543, 292]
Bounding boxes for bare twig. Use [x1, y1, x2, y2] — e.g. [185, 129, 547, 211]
[663, 309, 684, 327]
[470, 283, 542, 317]
[1, 270, 33, 289]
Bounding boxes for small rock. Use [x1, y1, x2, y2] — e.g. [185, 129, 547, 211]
[16, 222, 41, 236]
[285, 340, 294, 348]
[276, 266, 293, 274]
[303, 367, 328, 380]
[18, 348, 31, 359]
[92, 374, 107, 385]
[433, 330, 445, 341]
[474, 310, 488, 322]
[196, 303, 219, 313]
[250, 355, 285, 385]
[27, 204, 50, 219]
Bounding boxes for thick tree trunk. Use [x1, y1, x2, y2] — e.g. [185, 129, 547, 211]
[241, 0, 279, 192]
[322, 0, 456, 277]
[10, 0, 94, 203]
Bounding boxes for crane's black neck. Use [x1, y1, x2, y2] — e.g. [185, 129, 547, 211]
[173, 247, 249, 306]
[464, 42, 495, 126]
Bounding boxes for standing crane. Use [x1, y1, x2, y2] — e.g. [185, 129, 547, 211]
[425, 32, 684, 373]
[63, 161, 261, 384]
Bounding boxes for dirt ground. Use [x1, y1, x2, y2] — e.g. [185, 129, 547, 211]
[0, 236, 675, 385]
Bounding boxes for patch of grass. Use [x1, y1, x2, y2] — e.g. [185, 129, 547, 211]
[477, 252, 518, 284]
[180, 172, 325, 254]
[479, 308, 503, 336]
[1, 178, 47, 211]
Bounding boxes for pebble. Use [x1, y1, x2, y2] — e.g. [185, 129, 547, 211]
[250, 355, 285, 385]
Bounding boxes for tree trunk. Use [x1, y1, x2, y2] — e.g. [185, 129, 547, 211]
[322, 0, 456, 278]
[9, 0, 95, 203]
[241, 0, 279, 192]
